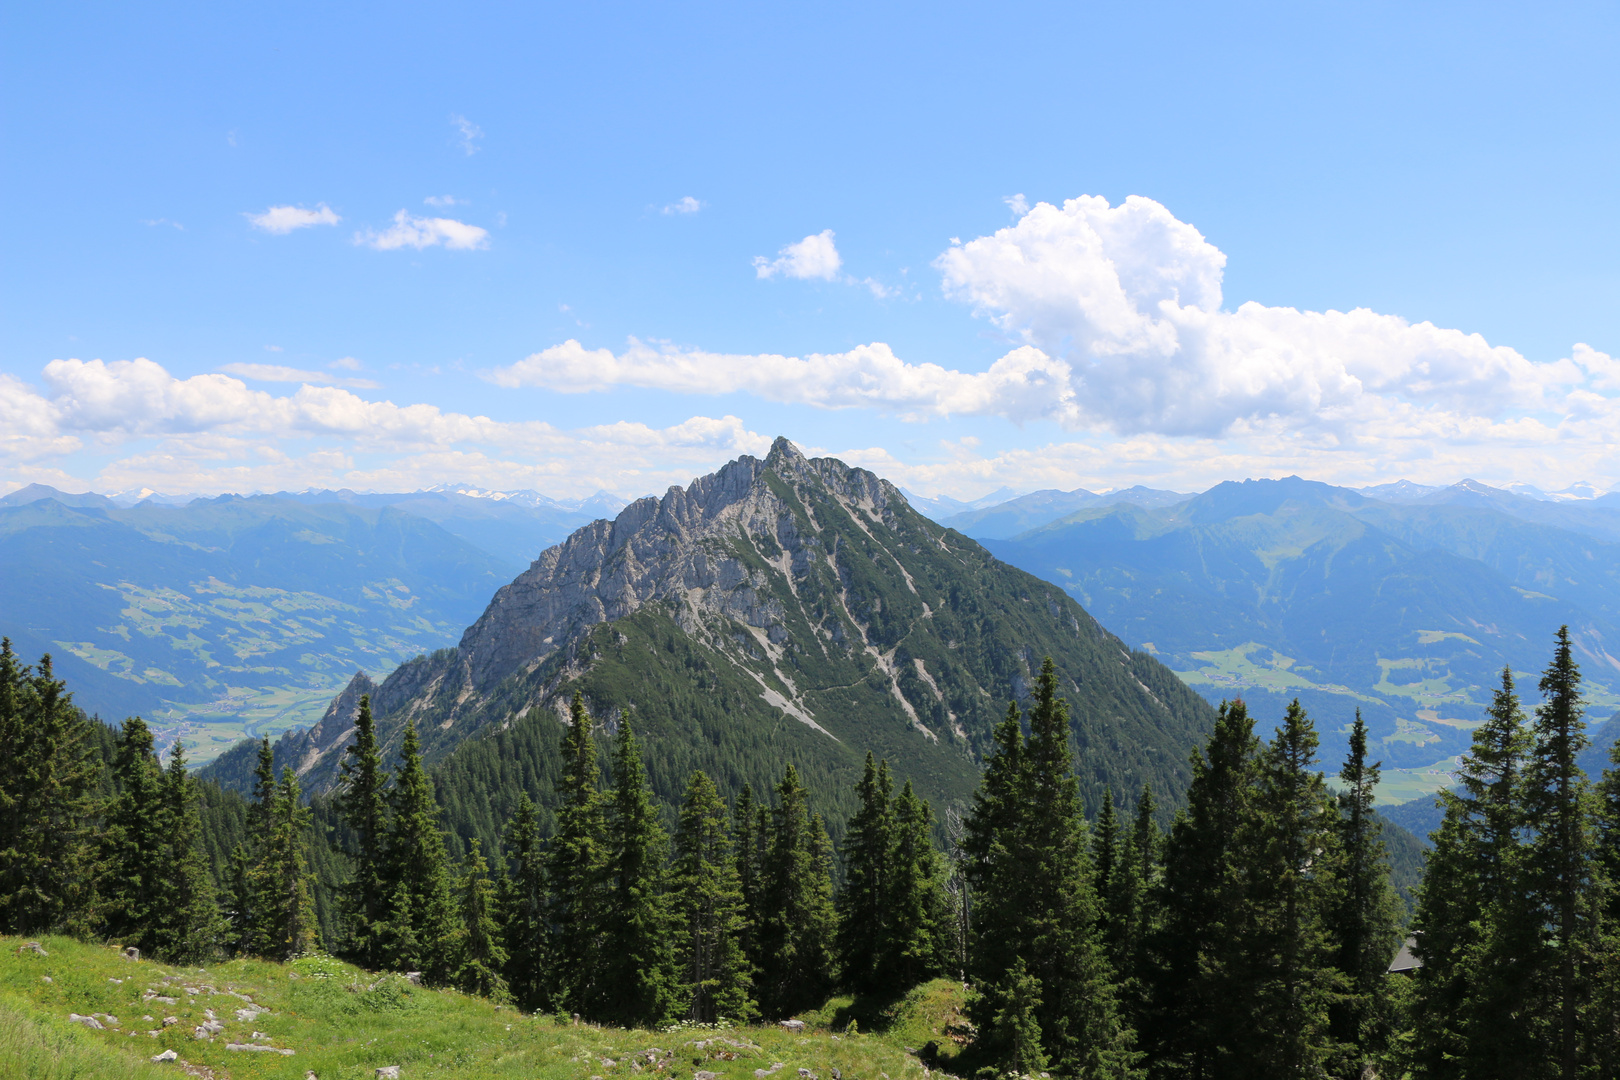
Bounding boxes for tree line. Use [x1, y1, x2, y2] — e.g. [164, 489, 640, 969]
[2, 631, 1618, 1078]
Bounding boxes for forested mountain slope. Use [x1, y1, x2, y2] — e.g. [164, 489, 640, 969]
[215, 438, 1218, 826]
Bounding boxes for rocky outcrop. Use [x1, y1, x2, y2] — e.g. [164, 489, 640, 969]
[455, 437, 889, 691]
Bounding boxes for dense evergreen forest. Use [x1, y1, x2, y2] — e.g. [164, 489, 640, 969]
[3, 631, 1618, 1078]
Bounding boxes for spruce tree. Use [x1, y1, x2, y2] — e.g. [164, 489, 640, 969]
[733, 783, 764, 973]
[454, 839, 510, 1001]
[500, 792, 548, 1012]
[1235, 700, 1340, 1079]
[757, 764, 837, 1017]
[961, 700, 1027, 985]
[101, 715, 170, 951]
[225, 738, 281, 955]
[546, 690, 608, 1014]
[987, 957, 1049, 1077]
[152, 739, 223, 962]
[672, 770, 757, 1023]
[600, 714, 677, 1026]
[1325, 710, 1400, 1079]
[1104, 785, 1158, 1034]
[837, 752, 894, 993]
[1147, 699, 1260, 1078]
[964, 659, 1138, 1078]
[1591, 737, 1620, 1078]
[1523, 626, 1598, 1079]
[384, 720, 458, 980]
[882, 779, 949, 989]
[0, 646, 99, 936]
[338, 693, 391, 967]
[1093, 789, 1122, 940]
[263, 767, 319, 960]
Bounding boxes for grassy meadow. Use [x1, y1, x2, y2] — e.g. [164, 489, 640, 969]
[1, 936, 956, 1080]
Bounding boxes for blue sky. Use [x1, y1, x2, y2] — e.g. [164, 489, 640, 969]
[3, 1, 1618, 500]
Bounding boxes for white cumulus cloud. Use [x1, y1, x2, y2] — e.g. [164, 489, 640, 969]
[662, 196, 704, 215]
[934, 195, 1574, 436]
[357, 210, 490, 251]
[247, 204, 341, 234]
[754, 230, 842, 280]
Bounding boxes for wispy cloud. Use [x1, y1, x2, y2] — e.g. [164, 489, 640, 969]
[662, 196, 703, 215]
[219, 362, 379, 389]
[142, 218, 185, 230]
[356, 210, 489, 251]
[451, 114, 483, 155]
[753, 230, 841, 280]
[1003, 193, 1029, 216]
[329, 356, 363, 371]
[247, 204, 341, 234]
[424, 195, 464, 207]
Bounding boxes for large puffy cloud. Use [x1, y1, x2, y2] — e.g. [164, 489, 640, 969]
[934, 195, 1576, 435]
[2, 357, 770, 498]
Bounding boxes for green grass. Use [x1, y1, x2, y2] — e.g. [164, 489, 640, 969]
[1175, 643, 1373, 702]
[1375, 754, 1464, 805]
[2, 936, 947, 1080]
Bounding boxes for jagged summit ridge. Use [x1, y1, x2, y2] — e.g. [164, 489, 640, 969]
[456, 436, 894, 693]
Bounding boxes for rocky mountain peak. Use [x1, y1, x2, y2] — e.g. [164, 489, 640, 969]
[454, 437, 898, 694]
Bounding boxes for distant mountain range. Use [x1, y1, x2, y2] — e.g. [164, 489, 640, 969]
[0, 483, 630, 758]
[923, 476, 1620, 805]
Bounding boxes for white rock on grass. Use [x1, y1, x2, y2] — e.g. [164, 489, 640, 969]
[68, 1014, 103, 1030]
[227, 1042, 295, 1055]
[375, 1067, 401, 1079]
[150, 1049, 178, 1063]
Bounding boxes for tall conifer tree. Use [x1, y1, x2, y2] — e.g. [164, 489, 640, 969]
[1104, 785, 1158, 1033]
[102, 716, 169, 950]
[733, 783, 763, 973]
[384, 721, 457, 979]
[454, 839, 510, 1001]
[263, 767, 319, 960]
[1325, 710, 1400, 1078]
[338, 693, 391, 966]
[1234, 700, 1341, 1079]
[1147, 699, 1260, 1078]
[1523, 626, 1598, 1079]
[547, 690, 608, 1014]
[500, 792, 548, 1012]
[965, 659, 1138, 1078]
[838, 753, 894, 992]
[1412, 668, 1539, 1079]
[600, 714, 677, 1026]
[0, 645, 99, 936]
[758, 764, 837, 1017]
[672, 770, 756, 1023]
[152, 739, 223, 962]
[882, 779, 949, 988]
